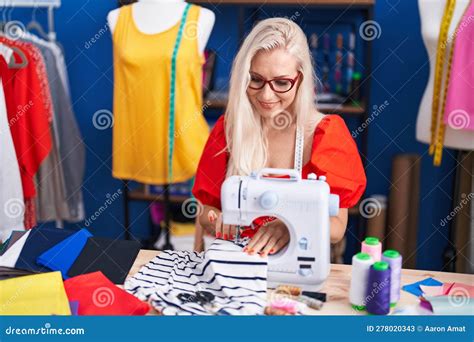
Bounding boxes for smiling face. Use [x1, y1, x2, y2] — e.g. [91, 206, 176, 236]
[246, 48, 301, 121]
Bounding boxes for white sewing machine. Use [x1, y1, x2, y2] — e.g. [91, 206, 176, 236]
[221, 168, 340, 291]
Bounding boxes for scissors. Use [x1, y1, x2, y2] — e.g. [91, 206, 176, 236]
[177, 291, 232, 315]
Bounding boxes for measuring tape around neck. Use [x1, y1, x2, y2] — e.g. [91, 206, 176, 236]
[294, 125, 304, 175]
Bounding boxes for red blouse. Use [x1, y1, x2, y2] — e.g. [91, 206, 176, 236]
[192, 114, 367, 236]
[0, 37, 53, 199]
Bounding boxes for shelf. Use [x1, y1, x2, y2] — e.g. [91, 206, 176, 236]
[192, 0, 374, 6]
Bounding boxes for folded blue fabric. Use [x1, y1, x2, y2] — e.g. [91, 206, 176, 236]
[15, 226, 76, 273]
[401, 277, 443, 297]
[36, 228, 92, 279]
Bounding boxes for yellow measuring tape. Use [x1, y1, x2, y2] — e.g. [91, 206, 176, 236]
[429, 0, 456, 166]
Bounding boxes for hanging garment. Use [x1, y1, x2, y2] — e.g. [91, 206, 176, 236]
[36, 228, 92, 279]
[125, 238, 268, 315]
[112, 3, 209, 184]
[67, 237, 141, 284]
[416, 0, 474, 164]
[443, 1, 474, 131]
[0, 271, 71, 315]
[0, 37, 53, 229]
[64, 271, 150, 316]
[0, 75, 25, 241]
[192, 114, 367, 237]
[22, 33, 85, 222]
[15, 226, 75, 273]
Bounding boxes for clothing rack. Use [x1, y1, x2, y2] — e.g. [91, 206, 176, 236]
[0, 0, 60, 42]
[1, 0, 62, 227]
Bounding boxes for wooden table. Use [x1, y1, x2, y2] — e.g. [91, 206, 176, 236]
[126, 250, 474, 315]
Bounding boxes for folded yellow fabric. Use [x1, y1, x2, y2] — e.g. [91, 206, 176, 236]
[0, 271, 71, 315]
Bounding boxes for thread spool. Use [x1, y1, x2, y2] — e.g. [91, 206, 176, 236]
[349, 252, 374, 310]
[361, 236, 382, 261]
[264, 306, 292, 316]
[366, 261, 391, 315]
[275, 285, 301, 296]
[382, 249, 402, 307]
[270, 298, 299, 314]
[297, 295, 324, 310]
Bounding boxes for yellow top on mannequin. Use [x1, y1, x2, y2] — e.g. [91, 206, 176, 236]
[112, 4, 209, 184]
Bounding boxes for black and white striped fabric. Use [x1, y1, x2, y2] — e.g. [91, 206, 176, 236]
[124, 238, 268, 315]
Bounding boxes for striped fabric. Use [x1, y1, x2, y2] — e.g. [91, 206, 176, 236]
[124, 238, 268, 315]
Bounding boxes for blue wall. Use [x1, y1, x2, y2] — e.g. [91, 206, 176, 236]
[13, 0, 457, 270]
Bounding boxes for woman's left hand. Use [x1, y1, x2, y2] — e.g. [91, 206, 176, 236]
[243, 219, 289, 257]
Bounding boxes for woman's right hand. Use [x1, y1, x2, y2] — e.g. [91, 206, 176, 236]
[207, 209, 237, 240]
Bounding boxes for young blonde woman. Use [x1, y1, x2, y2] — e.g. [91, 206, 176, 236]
[192, 18, 366, 257]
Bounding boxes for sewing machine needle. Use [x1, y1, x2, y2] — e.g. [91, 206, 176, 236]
[235, 225, 240, 242]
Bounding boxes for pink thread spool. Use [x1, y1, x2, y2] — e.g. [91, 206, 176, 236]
[270, 298, 299, 314]
[361, 237, 382, 262]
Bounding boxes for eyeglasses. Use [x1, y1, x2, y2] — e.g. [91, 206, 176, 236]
[248, 72, 301, 93]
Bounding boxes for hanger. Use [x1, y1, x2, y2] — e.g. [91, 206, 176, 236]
[26, 2, 49, 41]
[8, 46, 28, 69]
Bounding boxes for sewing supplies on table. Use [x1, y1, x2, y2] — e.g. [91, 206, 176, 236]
[382, 249, 402, 307]
[264, 306, 292, 316]
[177, 291, 221, 315]
[348, 237, 403, 315]
[366, 261, 391, 315]
[361, 237, 382, 262]
[270, 285, 325, 314]
[221, 168, 340, 291]
[349, 252, 374, 310]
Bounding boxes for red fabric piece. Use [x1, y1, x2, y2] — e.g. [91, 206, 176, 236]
[64, 271, 150, 316]
[0, 37, 53, 199]
[24, 198, 37, 229]
[192, 114, 367, 237]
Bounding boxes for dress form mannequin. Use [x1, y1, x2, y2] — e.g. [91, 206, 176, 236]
[416, 0, 474, 151]
[107, 0, 215, 54]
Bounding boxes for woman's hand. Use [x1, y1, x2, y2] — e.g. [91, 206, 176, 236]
[206, 209, 237, 240]
[243, 219, 289, 257]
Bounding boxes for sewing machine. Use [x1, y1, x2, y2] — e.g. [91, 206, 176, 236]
[221, 168, 340, 291]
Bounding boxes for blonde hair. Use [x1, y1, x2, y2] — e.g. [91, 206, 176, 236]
[224, 17, 318, 177]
